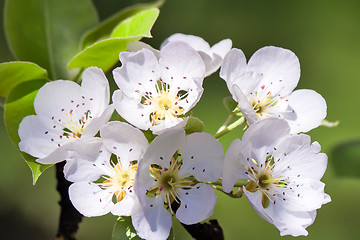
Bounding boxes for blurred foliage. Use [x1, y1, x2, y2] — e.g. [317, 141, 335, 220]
[332, 139, 360, 178]
[1, 0, 360, 240]
[4, 0, 98, 80]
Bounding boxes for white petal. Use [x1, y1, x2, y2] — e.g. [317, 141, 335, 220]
[113, 48, 160, 98]
[241, 118, 290, 162]
[176, 183, 217, 224]
[222, 139, 251, 192]
[112, 90, 152, 130]
[81, 104, 114, 139]
[166, 74, 204, 112]
[286, 89, 327, 133]
[134, 159, 158, 205]
[277, 179, 330, 212]
[159, 41, 205, 86]
[131, 196, 172, 240]
[19, 115, 63, 158]
[244, 179, 329, 237]
[63, 138, 112, 182]
[126, 41, 160, 59]
[150, 114, 184, 135]
[243, 188, 273, 224]
[247, 46, 300, 96]
[273, 134, 327, 181]
[267, 206, 315, 237]
[199, 51, 220, 77]
[36, 143, 69, 164]
[212, 39, 232, 59]
[277, 211, 315, 237]
[232, 84, 258, 125]
[34, 80, 82, 123]
[161, 33, 211, 53]
[151, 116, 188, 136]
[142, 127, 186, 167]
[162, 34, 231, 77]
[36, 138, 107, 165]
[179, 132, 224, 182]
[101, 121, 149, 166]
[80, 67, 110, 117]
[69, 181, 114, 217]
[111, 192, 136, 216]
[220, 48, 248, 94]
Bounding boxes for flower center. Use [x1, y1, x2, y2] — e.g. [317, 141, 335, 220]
[143, 90, 185, 125]
[101, 162, 137, 202]
[139, 81, 186, 126]
[62, 109, 91, 139]
[245, 156, 287, 208]
[248, 92, 278, 120]
[147, 157, 194, 212]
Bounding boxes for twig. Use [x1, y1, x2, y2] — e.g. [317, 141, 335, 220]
[54, 162, 83, 240]
[181, 220, 224, 240]
[171, 202, 225, 239]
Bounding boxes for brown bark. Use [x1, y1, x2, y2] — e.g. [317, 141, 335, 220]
[54, 162, 83, 240]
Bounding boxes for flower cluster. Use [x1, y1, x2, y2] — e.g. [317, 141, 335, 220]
[18, 33, 330, 239]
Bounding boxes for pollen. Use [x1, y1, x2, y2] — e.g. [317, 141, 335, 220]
[245, 156, 287, 209]
[248, 92, 278, 120]
[147, 157, 194, 213]
[140, 80, 186, 126]
[101, 162, 137, 202]
[61, 110, 92, 140]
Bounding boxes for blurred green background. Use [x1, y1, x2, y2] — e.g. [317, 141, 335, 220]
[1, 0, 360, 239]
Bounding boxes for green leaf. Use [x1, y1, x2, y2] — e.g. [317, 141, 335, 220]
[331, 139, 360, 178]
[68, 8, 159, 72]
[82, 0, 164, 49]
[68, 37, 138, 72]
[0, 61, 48, 98]
[223, 95, 238, 112]
[4, 0, 98, 80]
[110, 8, 159, 38]
[112, 216, 142, 240]
[4, 79, 51, 184]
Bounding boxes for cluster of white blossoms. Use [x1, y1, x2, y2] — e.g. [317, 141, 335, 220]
[18, 33, 330, 239]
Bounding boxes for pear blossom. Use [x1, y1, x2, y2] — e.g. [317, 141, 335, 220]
[65, 121, 149, 217]
[112, 41, 206, 134]
[133, 127, 224, 240]
[220, 46, 326, 133]
[222, 118, 330, 236]
[18, 67, 114, 164]
[161, 33, 232, 76]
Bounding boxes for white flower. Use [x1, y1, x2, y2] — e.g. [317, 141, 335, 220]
[222, 118, 330, 236]
[220, 46, 326, 133]
[161, 33, 232, 76]
[65, 121, 149, 217]
[133, 127, 224, 240]
[18, 67, 114, 164]
[112, 41, 206, 134]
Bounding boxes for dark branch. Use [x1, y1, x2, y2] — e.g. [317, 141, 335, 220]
[181, 220, 224, 240]
[54, 162, 83, 240]
[171, 202, 224, 239]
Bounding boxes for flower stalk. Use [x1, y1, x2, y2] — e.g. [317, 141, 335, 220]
[214, 116, 245, 139]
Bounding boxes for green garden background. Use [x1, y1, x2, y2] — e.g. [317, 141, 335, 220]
[1, 0, 360, 239]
